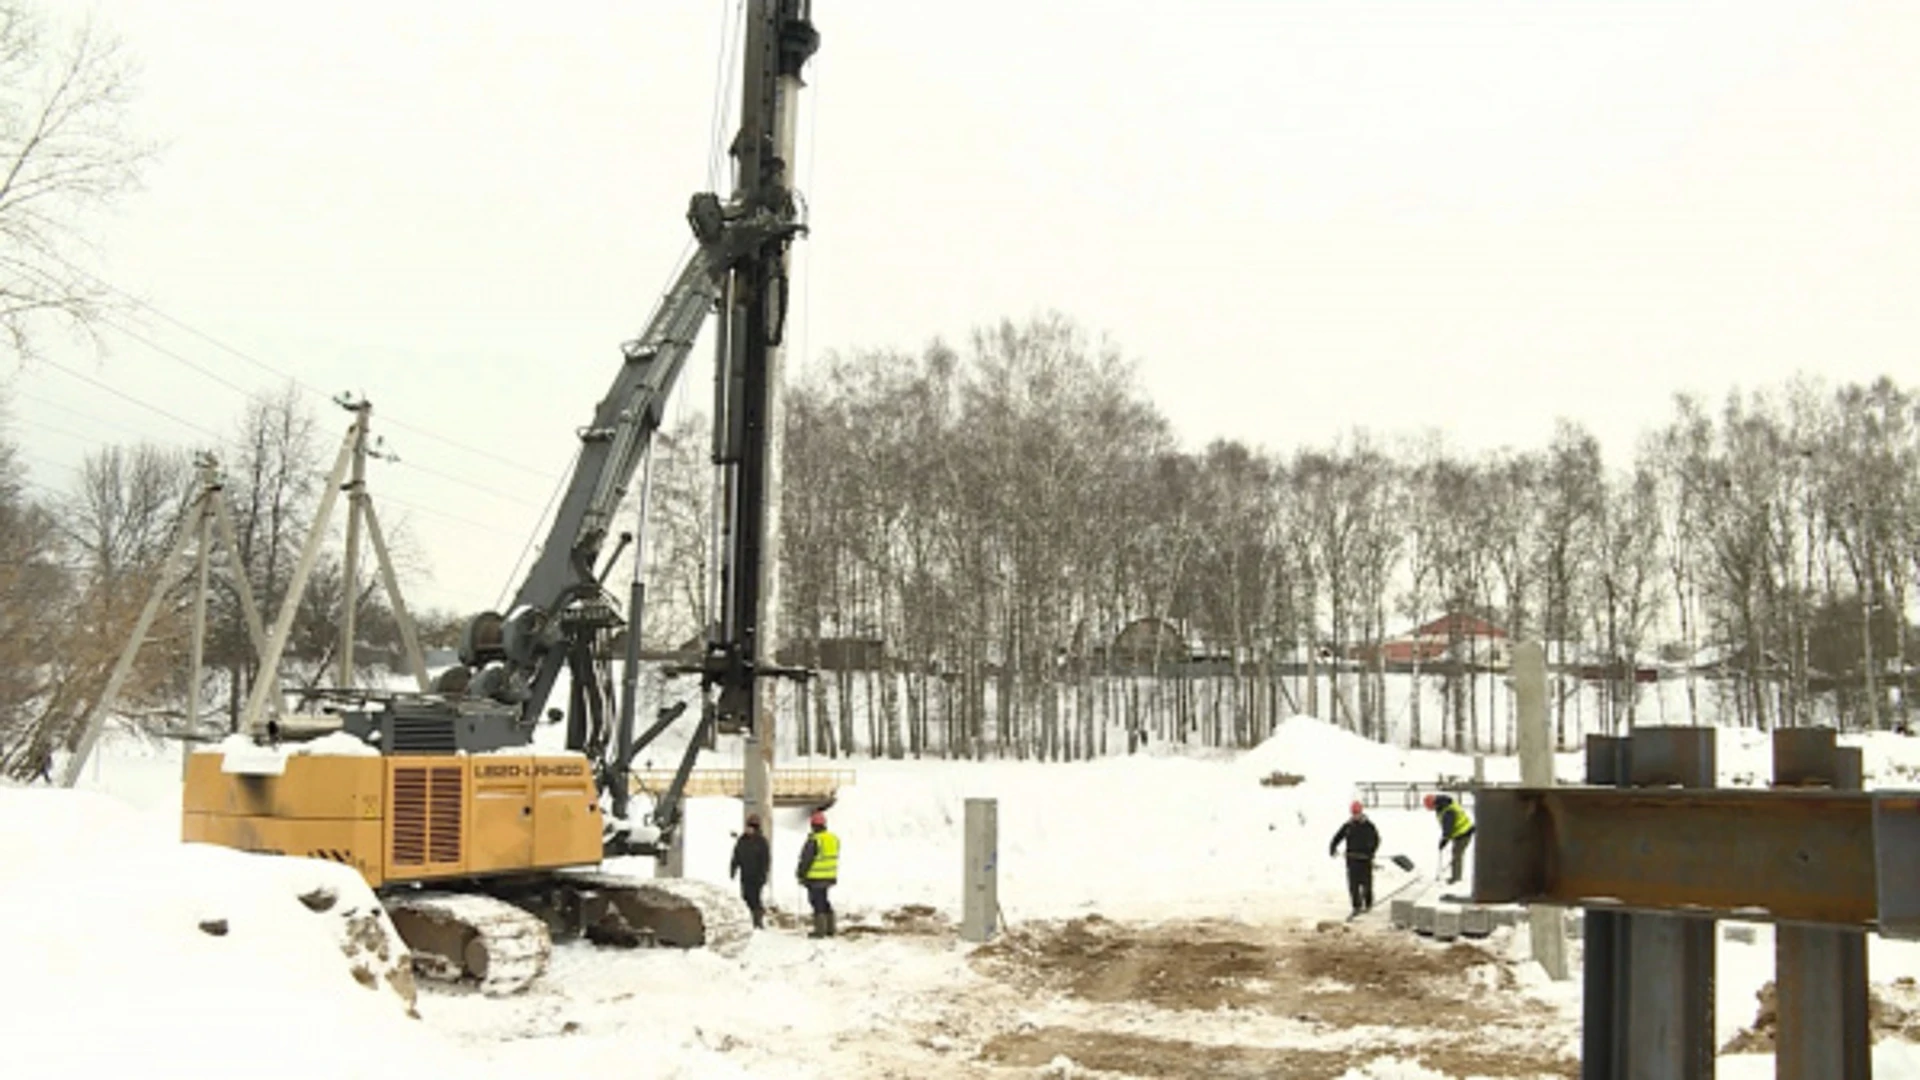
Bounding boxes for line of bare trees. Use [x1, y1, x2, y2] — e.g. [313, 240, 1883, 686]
[752, 313, 1920, 760]
[0, 385, 453, 779]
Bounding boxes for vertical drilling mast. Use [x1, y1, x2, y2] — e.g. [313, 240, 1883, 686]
[701, 1, 819, 836]
[410, 0, 820, 852]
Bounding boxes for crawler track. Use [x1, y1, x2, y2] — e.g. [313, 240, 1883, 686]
[384, 891, 552, 996]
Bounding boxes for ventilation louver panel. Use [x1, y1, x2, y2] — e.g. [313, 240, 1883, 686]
[391, 767, 427, 867]
[429, 767, 463, 864]
[391, 714, 458, 754]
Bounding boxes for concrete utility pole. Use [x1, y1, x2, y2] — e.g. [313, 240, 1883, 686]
[327, 395, 430, 693]
[962, 798, 1000, 943]
[183, 454, 216, 778]
[337, 395, 370, 689]
[240, 423, 356, 734]
[67, 455, 274, 785]
[1513, 641, 1569, 979]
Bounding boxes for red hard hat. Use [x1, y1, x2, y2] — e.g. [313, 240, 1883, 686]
[1423, 793, 1437, 810]
[1349, 801, 1364, 816]
[810, 811, 826, 827]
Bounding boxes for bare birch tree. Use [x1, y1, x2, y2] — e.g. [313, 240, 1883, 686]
[0, 3, 155, 360]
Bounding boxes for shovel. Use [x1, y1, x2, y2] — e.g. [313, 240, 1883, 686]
[1388, 854, 1415, 872]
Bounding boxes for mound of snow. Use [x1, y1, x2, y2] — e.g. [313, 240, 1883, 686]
[1240, 715, 1402, 783]
[0, 787, 481, 1079]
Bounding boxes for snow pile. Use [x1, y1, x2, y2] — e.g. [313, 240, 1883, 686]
[1239, 714, 1404, 786]
[0, 786, 479, 1080]
[202, 731, 382, 775]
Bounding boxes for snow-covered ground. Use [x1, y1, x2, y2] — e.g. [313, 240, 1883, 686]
[16, 715, 1920, 1078]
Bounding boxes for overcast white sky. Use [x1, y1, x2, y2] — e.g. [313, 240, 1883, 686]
[5, 0, 1917, 615]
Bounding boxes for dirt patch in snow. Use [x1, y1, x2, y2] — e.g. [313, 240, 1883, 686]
[969, 916, 1574, 1078]
[840, 903, 955, 938]
[982, 1025, 1576, 1080]
[1722, 975, 1920, 1052]
[971, 914, 1521, 1024]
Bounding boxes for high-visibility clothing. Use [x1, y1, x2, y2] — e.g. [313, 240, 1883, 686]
[806, 830, 840, 880]
[1444, 804, 1474, 840]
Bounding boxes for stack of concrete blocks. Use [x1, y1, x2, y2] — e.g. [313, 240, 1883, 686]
[1390, 886, 1579, 944]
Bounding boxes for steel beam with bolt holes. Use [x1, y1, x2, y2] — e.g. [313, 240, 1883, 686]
[1472, 783, 1920, 929]
[1478, 724, 1920, 1079]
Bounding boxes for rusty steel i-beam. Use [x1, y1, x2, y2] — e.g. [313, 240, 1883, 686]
[1473, 781, 1920, 933]
[1474, 723, 1920, 1079]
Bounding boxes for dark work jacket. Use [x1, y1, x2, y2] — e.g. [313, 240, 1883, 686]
[1330, 817, 1380, 861]
[730, 830, 770, 884]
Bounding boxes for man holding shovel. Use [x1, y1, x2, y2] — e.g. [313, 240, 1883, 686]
[1329, 801, 1383, 917]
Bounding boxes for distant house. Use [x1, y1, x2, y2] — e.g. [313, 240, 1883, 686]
[1375, 613, 1511, 667]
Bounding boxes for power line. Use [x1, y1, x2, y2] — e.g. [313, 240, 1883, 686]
[8, 413, 104, 447]
[496, 443, 581, 611]
[377, 413, 554, 481]
[372, 490, 504, 534]
[388, 456, 545, 511]
[43, 249, 329, 403]
[100, 314, 255, 400]
[48, 250, 556, 482]
[35, 354, 227, 444]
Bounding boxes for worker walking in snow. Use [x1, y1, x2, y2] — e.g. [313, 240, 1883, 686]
[1424, 793, 1475, 885]
[1329, 800, 1380, 916]
[797, 810, 839, 938]
[729, 813, 771, 929]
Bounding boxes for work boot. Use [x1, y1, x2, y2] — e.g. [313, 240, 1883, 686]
[825, 911, 836, 937]
[808, 913, 827, 939]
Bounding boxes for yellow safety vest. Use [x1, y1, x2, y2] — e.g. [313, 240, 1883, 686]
[807, 830, 840, 880]
[1446, 804, 1474, 840]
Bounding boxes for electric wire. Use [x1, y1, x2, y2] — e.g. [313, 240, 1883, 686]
[40, 249, 328, 402]
[495, 441, 582, 612]
[8, 413, 105, 447]
[98, 313, 255, 400]
[707, 0, 747, 191]
[33, 353, 227, 445]
[387, 456, 545, 511]
[44, 248, 556, 483]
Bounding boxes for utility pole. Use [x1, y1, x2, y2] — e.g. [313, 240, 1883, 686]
[337, 394, 371, 689]
[183, 453, 217, 778]
[67, 455, 272, 785]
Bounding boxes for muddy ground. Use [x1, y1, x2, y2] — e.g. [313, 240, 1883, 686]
[955, 913, 1578, 1079]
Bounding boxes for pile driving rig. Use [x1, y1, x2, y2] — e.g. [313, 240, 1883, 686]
[181, 1, 820, 994]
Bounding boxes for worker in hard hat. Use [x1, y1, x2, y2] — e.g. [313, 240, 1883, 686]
[1329, 800, 1381, 916]
[796, 809, 840, 938]
[1424, 792, 1476, 884]
[729, 812, 771, 929]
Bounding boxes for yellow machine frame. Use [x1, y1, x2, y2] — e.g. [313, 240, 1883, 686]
[182, 751, 604, 889]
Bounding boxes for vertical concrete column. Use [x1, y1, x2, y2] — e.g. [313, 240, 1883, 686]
[962, 798, 999, 943]
[1624, 726, 1718, 1080]
[1772, 728, 1870, 1080]
[662, 821, 687, 879]
[1513, 642, 1568, 979]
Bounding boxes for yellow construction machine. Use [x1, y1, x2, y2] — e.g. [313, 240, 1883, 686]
[178, 0, 821, 994]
